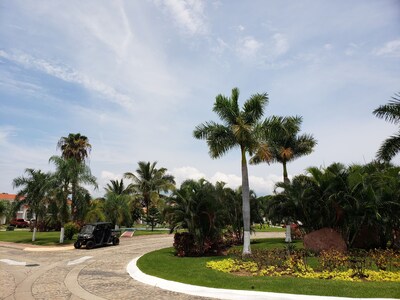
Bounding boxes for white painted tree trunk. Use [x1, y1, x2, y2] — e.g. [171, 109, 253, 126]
[115, 224, 119, 230]
[241, 148, 251, 255]
[59, 227, 65, 244]
[32, 227, 37, 242]
[285, 224, 292, 243]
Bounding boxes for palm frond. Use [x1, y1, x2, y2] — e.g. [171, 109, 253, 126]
[376, 131, 400, 161]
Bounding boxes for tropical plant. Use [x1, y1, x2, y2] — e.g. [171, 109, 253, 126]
[146, 206, 161, 231]
[251, 116, 316, 183]
[267, 162, 400, 249]
[12, 169, 52, 241]
[373, 92, 400, 162]
[49, 156, 97, 222]
[103, 193, 132, 228]
[165, 179, 226, 255]
[104, 179, 131, 195]
[85, 198, 106, 223]
[124, 161, 175, 223]
[193, 87, 268, 255]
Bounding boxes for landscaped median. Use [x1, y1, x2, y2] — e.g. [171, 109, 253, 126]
[135, 238, 400, 299]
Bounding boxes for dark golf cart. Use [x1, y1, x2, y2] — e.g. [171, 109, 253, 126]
[74, 222, 119, 249]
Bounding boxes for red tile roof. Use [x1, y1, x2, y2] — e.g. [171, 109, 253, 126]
[0, 193, 25, 201]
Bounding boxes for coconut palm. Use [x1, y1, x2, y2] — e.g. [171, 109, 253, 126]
[373, 92, 400, 162]
[124, 161, 175, 224]
[104, 179, 131, 195]
[12, 169, 52, 241]
[193, 87, 268, 255]
[251, 116, 316, 183]
[57, 133, 92, 163]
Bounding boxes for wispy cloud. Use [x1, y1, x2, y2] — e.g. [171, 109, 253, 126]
[272, 33, 289, 56]
[373, 39, 400, 58]
[156, 0, 208, 36]
[0, 50, 134, 110]
[236, 36, 263, 59]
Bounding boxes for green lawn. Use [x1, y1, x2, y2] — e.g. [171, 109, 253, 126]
[253, 225, 285, 232]
[0, 230, 75, 245]
[0, 228, 169, 245]
[133, 229, 169, 236]
[137, 238, 400, 299]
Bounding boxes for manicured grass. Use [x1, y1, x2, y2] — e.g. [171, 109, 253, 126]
[137, 238, 400, 299]
[0, 228, 169, 245]
[253, 225, 285, 232]
[0, 230, 75, 245]
[133, 230, 169, 236]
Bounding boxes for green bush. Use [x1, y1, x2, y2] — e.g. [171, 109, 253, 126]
[64, 222, 80, 240]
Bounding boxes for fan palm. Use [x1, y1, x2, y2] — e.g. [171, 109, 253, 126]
[251, 116, 316, 183]
[373, 92, 400, 161]
[57, 133, 92, 163]
[193, 87, 268, 255]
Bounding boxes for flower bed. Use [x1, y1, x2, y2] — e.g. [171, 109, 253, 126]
[206, 248, 400, 282]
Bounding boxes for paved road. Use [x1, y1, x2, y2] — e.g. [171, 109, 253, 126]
[0, 232, 284, 300]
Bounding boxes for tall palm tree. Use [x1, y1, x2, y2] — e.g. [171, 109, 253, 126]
[12, 169, 52, 241]
[193, 87, 268, 255]
[57, 133, 92, 163]
[251, 116, 316, 183]
[49, 156, 97, 242]
[124, 161, 175, 223]
[373, 92, 400, 162]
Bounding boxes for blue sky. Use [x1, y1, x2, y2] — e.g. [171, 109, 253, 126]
[1, 0, 399, 197]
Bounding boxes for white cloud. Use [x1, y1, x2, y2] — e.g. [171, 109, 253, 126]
[0, 50, 134, 110]
[0, 126, 16, 144]
[237, 36, 263, 58]
[157, 0, 208, 35]
[212, 38, 229, 55]
[272, 33, 289, 56]
[171, 166, 206, 186]
[373, 39, 400, 57]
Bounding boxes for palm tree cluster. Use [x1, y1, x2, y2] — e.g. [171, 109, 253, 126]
[266, 162, 400, 249]
[12, 133, 97, 242]
[164, 179, 262, 256]
[194, 87, 316, 254]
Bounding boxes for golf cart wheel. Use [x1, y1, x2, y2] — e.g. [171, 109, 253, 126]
[74, 241, 82, 249]
[113, 237, 120, 245]
[86, 240, 95, 249]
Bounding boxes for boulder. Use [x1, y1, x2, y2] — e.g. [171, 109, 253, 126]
[303, 228, 347, 253]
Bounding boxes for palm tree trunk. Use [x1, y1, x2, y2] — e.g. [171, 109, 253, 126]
[282, 160, 290, 183]
[241, 147, 251, 256]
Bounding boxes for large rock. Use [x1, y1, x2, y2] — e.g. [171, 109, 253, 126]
[303, 228, 347, 253]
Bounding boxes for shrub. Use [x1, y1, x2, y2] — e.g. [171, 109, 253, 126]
[64, 222, 80, 240]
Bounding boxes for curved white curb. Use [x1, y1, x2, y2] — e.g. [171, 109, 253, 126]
[127, 256, 394, 300]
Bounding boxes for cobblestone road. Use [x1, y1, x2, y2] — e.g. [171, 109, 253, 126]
[0, 232, 284, 300]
